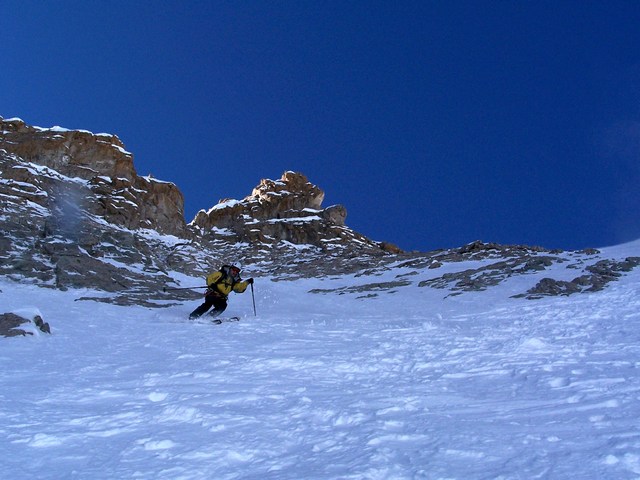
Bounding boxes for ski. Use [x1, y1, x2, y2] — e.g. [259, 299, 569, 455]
[210, 316, 240, 325]
[188, 315, 240, 325]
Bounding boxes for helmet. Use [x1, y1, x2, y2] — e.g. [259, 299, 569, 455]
[227, 265, 241, 280]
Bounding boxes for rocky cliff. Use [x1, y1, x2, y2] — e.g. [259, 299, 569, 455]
[1, 116, 638, 307]
[190, 171, 393, 252]
[0, 117, 399, 305]
[1, 117, 187, 236]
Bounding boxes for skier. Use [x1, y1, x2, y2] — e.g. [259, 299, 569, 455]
[189, 265, 254, 319]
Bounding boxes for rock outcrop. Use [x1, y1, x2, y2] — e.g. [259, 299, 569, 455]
[517, 257, 640, 299]
[1, 117, 187, 236]
[0, 313, 50, 337]
[191, 171, 382, 250]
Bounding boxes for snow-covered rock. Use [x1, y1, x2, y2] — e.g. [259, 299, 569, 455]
[0, 116, 188, 236]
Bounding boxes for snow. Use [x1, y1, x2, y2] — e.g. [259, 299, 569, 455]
[113, 144, 133, 157]
[206, 199, 243, 213]
[32, 125, 92, 135]
[13, 162, 90, 186]
[210, 226, 238, 236]
[1, 243, 640, 479]
[266, 215, 322, 224]
[141, 175, 173, 185]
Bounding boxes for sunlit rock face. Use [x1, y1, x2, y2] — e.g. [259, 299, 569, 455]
[0, 117, 187, 236]
[190, 171, 373, 248]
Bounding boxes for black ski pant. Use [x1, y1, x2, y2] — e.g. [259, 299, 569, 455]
[190, 293, 227, 319]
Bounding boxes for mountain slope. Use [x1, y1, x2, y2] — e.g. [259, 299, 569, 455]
[1, 240, 640, 479]
[3, 116, 640, 478]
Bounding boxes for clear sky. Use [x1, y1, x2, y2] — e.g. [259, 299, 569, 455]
[3, 1, 640, 252]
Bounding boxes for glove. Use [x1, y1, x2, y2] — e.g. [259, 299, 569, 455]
[247, 278, 254, 285]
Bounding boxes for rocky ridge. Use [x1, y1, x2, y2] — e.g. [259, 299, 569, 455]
[189, 170, 395, 253]
[1, 116, 639, 310]
[0, 118, 187, 236]
[0, 117, 400, 306]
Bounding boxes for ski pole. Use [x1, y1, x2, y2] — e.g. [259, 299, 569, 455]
[250, 282, 257, 316]
[162, 286, 208, 292]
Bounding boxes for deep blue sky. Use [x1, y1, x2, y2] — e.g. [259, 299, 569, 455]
[3, 1, 640, 251]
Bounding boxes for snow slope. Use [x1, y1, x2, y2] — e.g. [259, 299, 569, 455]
[1, 241, 640, 479]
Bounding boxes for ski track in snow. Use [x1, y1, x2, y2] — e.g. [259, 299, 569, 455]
[2, 247, 640, 479]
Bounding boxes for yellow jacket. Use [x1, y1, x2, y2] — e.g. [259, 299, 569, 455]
[206, 271, 249, 297]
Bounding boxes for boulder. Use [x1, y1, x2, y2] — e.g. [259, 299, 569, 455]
[0, 313, 51, 337]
